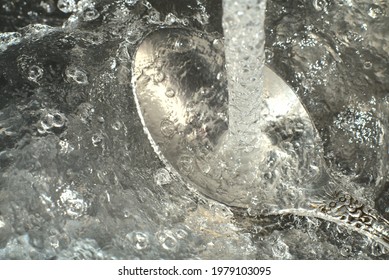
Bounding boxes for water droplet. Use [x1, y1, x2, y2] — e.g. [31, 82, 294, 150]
[153, 71, 165, 83]
[83, 7, 100, 21]
[65, 66, 88, 85]
[126, 232, 149, 250]
[27, 65, 44, 83]
[156, 230, 177, 251]
[160, 119, 175, 138]
[165, 88, 175, 98]
[57, 0, 76, 13]
[154, 168, 172, 186]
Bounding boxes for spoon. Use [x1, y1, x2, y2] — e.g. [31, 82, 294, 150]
[132, 27, 389, 248]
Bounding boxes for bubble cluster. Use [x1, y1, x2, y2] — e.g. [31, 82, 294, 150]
[37, 110, 67, 134]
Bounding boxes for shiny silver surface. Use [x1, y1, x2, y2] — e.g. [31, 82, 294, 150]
[132, 28, 389, 248]
[132, 27, 323, 208]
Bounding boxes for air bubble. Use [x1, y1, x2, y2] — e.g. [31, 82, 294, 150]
[156, 230, 177, 251]
[272, 239, 289, 258]
[178, 154, 194, 174]
[212, 38, 223, 50]
[27, 65, 44, 83]
[83, 7, 100, 21]
[154, 168, 172, 186]
[112, 121, 122, 131]
[126, 232, 149, 250]
[265, 48, 274, 62]
[52, 113, 66, 128]
[92, 133, 104, 146]
[38, 111, 67, 133]
[165, 88, 175, 98]
[340, 245, 353, 257]
[57, 0, 76, 13]
[312, 0, 328, 12]
[65, 66, 89, 85]
[165, 13, 177, 25]
[196, 158, 211, 174]
[58, 188, 88, 219]
[368, 6, 383, 19]
[153, 71, 165, 83]
[174, 37, 192, 52]
[363, 61, 372, 69]
[174, 228, 188, 239]
[371, 242, 386, 256]
[160, 119, 175, 138]
[125, 0, 138, 6]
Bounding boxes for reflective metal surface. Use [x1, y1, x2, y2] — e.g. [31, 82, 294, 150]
[132, 28, 389, 249]
[132, 27, 323, 208]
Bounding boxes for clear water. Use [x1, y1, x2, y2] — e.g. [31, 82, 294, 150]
[0, 0, 388, 259]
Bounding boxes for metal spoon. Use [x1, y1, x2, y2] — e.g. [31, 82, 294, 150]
[132, 27, 389, 248]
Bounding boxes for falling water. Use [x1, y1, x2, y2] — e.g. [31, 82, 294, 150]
[222, 0, 267, 149]
[202, 0, 268, 202]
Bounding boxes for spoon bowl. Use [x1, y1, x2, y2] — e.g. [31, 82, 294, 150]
[132, 27, 389, 248]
